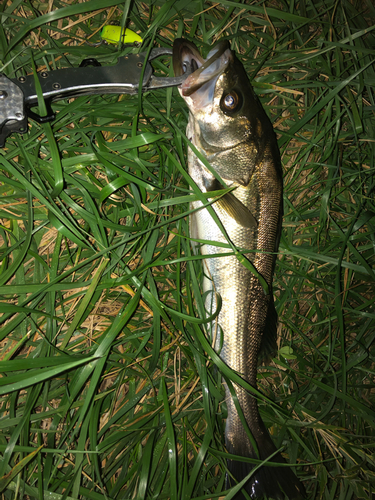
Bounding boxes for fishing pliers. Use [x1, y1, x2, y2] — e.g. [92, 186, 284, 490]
[0, 47, 188, 147]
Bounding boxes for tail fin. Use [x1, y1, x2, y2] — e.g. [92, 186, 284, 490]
[225, 401, 305, 499]
[224, 297, 305, 499]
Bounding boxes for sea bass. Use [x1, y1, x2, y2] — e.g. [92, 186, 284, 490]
[173, 38, 305, 499]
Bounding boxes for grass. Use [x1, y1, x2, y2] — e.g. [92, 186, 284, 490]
[0, 0, 374, 499]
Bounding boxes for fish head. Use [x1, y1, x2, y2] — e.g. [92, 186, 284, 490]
[173, 38, 270, 186]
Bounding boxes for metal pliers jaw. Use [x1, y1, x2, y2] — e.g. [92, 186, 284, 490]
[0, 47, 190, 147]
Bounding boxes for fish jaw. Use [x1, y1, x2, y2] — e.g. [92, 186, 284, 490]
[173, 38, 233, 117]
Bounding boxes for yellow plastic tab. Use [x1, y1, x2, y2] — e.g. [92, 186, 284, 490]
[100, 26, 142, 45]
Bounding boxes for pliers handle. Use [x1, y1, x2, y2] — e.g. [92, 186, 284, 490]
[0, 47, 189, 147]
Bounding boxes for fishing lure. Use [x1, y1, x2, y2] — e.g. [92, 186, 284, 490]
[100, 26, 142, 46]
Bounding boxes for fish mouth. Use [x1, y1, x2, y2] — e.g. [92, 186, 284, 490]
[173, 39, 232, 104]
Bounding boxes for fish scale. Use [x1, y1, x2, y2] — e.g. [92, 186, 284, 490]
[173, 38, 305, 499]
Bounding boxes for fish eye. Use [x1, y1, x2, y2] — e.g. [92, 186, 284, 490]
[220, 90, 242, 114]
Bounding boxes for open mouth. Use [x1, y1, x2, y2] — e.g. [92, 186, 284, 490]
[173, 39, 232, 98]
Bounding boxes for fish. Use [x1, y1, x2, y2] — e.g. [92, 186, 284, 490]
[173, 38, 306, 500]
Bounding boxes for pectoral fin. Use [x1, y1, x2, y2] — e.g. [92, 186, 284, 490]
[203, 177, 257, 229]
[215, 192, 257, 229]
